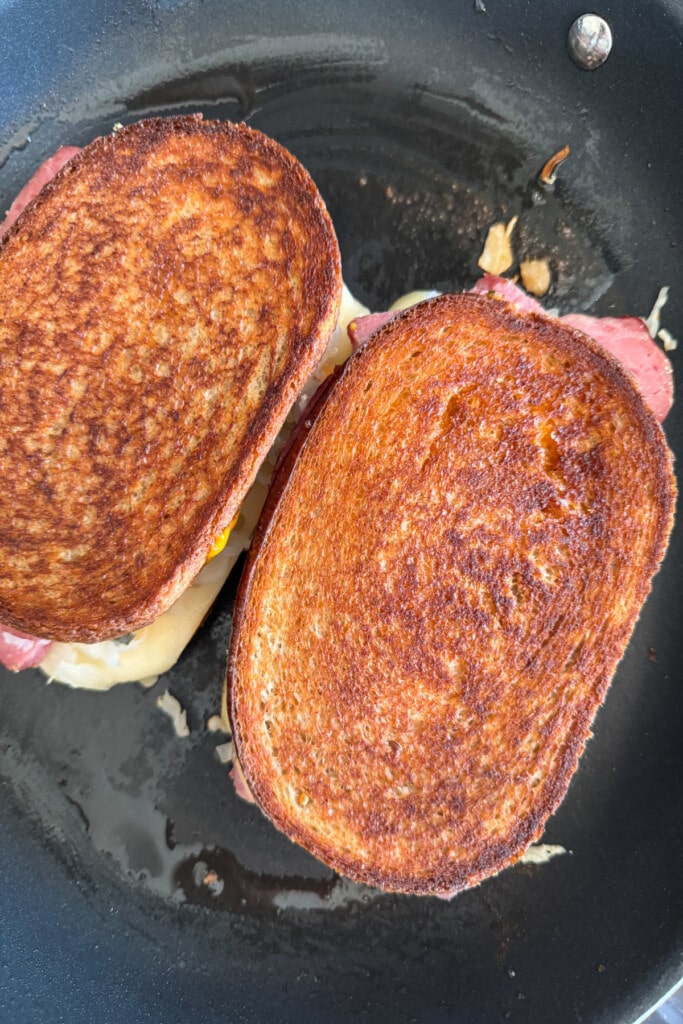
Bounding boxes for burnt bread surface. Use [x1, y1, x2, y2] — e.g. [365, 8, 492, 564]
[228, 293, 676, 897]
[0, 115, 341, 641]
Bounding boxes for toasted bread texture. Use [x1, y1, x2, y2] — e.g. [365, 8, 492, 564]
[0, 115, 341, 642]
[228, 293, 676, 897]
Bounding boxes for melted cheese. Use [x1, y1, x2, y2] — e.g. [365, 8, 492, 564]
[389, 289, 440, 311]
[41, 545, 241, 690]
[206, 512, 240, 561]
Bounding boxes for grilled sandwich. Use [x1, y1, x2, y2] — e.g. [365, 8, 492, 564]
[0, 114, 342, 648]
[228, 292, 675, 897]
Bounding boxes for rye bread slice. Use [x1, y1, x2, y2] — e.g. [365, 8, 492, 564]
[228, 293, 675, 896]
[0, 115, 341, 641]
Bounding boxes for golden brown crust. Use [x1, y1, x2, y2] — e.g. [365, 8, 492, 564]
[0, 115, 341, 641]
[228, 293, 676, 897]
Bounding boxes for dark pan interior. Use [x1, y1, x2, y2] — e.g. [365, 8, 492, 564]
[0, 1, 681, 1022]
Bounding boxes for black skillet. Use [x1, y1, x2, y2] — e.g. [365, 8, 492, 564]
[0, 1, 681, 1021]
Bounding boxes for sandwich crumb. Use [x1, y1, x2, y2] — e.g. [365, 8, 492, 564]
[156, 690, 190, 738]
[658, 328, 678, 352]
[207, 714, 230, 734]
[538, 145, 570, 187]
[644, 286, 669, 338]
[201, 869, 224, 895]
[191, 860, 224, 894]
[520, 258, 552, 297]
[519, 843, 569, 865]
[215, 741, 234, 765]
[478, 216, 518, 275]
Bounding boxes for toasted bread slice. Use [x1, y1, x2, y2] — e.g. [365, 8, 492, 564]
[228, 293, 675, 897]
[0, 115, 341, 642]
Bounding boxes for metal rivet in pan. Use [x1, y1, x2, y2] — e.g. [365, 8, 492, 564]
[568, 14, 613, 69]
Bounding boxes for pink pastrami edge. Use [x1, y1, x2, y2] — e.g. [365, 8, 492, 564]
[230, 758, 257, 804]
[0, 627, 53, 671]
[0, 146, 81, 241]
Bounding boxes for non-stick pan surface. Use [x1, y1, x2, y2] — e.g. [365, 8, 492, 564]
[0, 2, 681, 1022]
